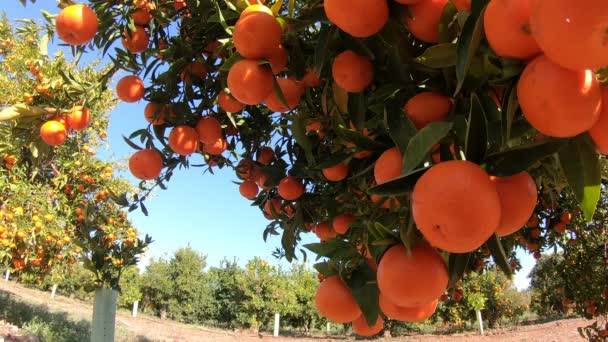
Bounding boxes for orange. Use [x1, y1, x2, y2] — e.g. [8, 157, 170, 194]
[517, 55, 601, 138]
[352, 315, 383, 336]
[264, 198, 282, 217]
[121, 26, 149, 53]
[491, 172, 538, 237]
[240, 3, 273, 17]
[181, 62, 208, 84]
[332, 214, 355, 234]
[314, 221, 336, 240]
[404, 92, 452, 129]
[132, 8, 152, 25]
[395, 0, 423, 3]
[239, 181, 259, 199]
[374, 147, 402, 185]
[144, 102, 169, 125]
[129, 149, 163, 180]
[315, 275, 362, 323]
[202, 137, 228, 155]
[332, 51, 374, 93]
[404, 0, 448, 43]
[451, 0, 470, 11]
[278, 176, 305, 200]
[305, 118, 324, 139]
[412, 160, 501, 253]
[484, 0, 541, 60]
[301, 67, 323, 88]
[116, 75, 145, 103]
[168, 125, 199, 156]
[588, 88, 608, 154]
[256, 171, 274, 190]
[236, 160, 258, 180]
[40, 121, 67, 146]
[66, 106, 91, 131]
[530, 0, 608, 71]
[195, 116, 222, 144]
[233, 6, 282, 59]
[267, 44, 288, 74]
[257, 147, 274, 165]
[322, 162, 349, 182]
[265, 78, 302, 113]
[560, 211, 572, 224]
[370, 194, 399, 209]
[379, 294, 438, 322]
[377, 243, 448, 307]
[56, 4, 98, 46]
[218, 90, 245, 112]
[227, 59, 274, 105]
[324, 0, 389, 38]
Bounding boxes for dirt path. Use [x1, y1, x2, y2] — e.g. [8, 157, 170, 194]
[0, 280, 592, 341]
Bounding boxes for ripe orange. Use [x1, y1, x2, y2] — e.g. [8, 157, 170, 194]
[379, 294, 438, 322]
[530, 0, 608, 71]
[451, 0, 470, 11]
[395, 0, 423, 3]
[256, 171, 274, 190]
[491, 172, 538, 237]
[517, 55, 601, 138]
[144, 102, 169, 125]
[66, 107, 91, 131]
[588, 88, 608, 154]
[122, 26, 149, 54]
[322, 162, 349, 182]
[233, 6, 282, 59]
[370, 194, 400, 209]
[332, 51, 374, 93]
[527, 215, 539, 227]
[278, 176, 305, 200]
[352, 315, 383, 336]
[257, 147, 274, 165]
[484, 0, 541, 60]
[324, 0, 389, 38]
[264, 198, 282, 217]
[195, 116, 222, 144]
[404, 92, 452, 129]
[181, 62, 208, 84]
[301, 67, 323, 88]
[132, 8, 152, 25]
[377, 243, 448, 307]
[412, 160, 501, 253]
[40, 121, 67, 146]
[218, 90, 245, 112]
[265, 78, 302, 113]
[227, 59, 274, 105]
[116, 75, 145, 103]
[239, 181, 259, 199]
[332, 214, 355, 234]
[168, 125, 199, 156]
[129, 149, 163, 180]
[314, 221, 337, 240]
[315, 275, 362, 323]
[56, 4, 98, 46]
[236, 160, 258, 180]
[560, 211, 572, 224]
[404, 0, 449, 43]
[267, 44, 288, 74]
[202, 137, 228, 155]
[374, 147, 403, 185]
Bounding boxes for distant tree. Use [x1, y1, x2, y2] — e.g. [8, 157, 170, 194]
[528, 253, 568, 317]
[118, 266, 142, 309]
[207, 258, 247, 327]
[281, 263, 324, 334]
[140, 258, 173, 320]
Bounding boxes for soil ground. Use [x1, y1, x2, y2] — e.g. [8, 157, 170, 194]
[0, 280, 591, 341]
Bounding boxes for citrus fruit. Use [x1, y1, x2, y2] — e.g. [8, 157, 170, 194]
[404, 0, 449, 43]
[121, 26, 149, 53]
[168, 125, 199, 156]
[195, 116, 222, 144]
[374, 147, 403, 185]
[333, 214, 355, 234]
[332, 51, 374, 93]
[218, 90, 245, 113]
[322, 162, 349, 182]
[588, 88, 608, 154]
[233, 6, 282, 59]
[257, 147, 274, 165]
[56, 4, 98, 46]
[404, 92, 452, 130]
[227, 59, 274, 105]
[66, 107, 91, 131]
[264, 78, 302, 113]
[315, 275, 362, 323]
[491, 172, 538, 237]
[278, 176, 305, 200]
[116, 75, 145, 103]
[379, 293, 438, 322]
[129, 149, 163, 180]
[314, 221, 336, 240]
[181, 62, 207, 84]
[40, 121, 67, 146]
[324, 0, 389, 38]
[239, 181, 259, 199]
[352, 315, 383, 336]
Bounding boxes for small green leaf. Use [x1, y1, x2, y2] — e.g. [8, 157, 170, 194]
[486, 233, 512, 278]
[415, 43, 457, 69]
[404, 122, 453, 172]
[454, 5, 485, 95]
[464, 93, 488, 164]
[368, 167, 428, 196]
[485, 140, 566, 176]
[448, 252, 471, 287]
[345, 262, 379, 327]
[558, 134, 601, 221]
[384, 102, 417, 154]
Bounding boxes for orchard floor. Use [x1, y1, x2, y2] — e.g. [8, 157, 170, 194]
[0, 281, 590, 342]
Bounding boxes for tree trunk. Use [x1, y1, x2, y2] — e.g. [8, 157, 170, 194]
[160, 304, 167, 320]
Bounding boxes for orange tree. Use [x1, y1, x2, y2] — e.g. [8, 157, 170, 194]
[0, 14, 151, 291]
[10, 0, 608, 337]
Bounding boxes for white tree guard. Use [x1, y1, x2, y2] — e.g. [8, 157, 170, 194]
[91, 288, 118, 342]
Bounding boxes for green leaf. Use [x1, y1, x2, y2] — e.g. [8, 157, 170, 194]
[368, 167, 428, 196]
[558, 134, 601, 221]
[454, 5, 485, 95]
[335, 125, 388, 151]
[404, 122, 453, 172]
[448, 252, 471, 287]
[486, 234, 512, 278]
[415, 43, 457, 69]
[314, 25, 336, 77]
[313, 262, 337, 276]
[0, 104, 45, 121]
[348, 92, 366, 130]
[281, 225, 297, 262]
[464, 93, 488, 164]
[316, 153, 351, 170]
[289, 114, 315, 166]
[122, 135, 143, 151]
[345, 262, 379, 327]
[384, 102, 417, 154]
[485, 140, 566, 176]
[502, 85, 519, 144]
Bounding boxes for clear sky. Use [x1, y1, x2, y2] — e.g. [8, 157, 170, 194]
[5, 3, 534, 290]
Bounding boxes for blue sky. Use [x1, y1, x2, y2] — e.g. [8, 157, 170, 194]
[6, 3, 535, 290]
